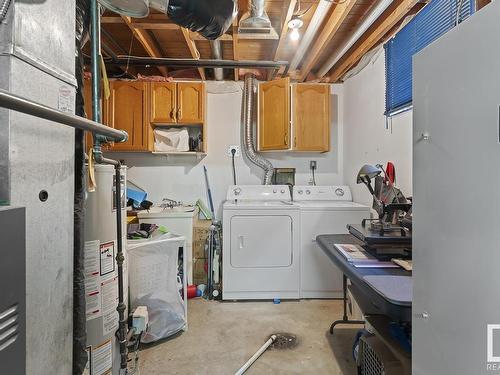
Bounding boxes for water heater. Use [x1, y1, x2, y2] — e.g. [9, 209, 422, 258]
[84, 164, 127, 375]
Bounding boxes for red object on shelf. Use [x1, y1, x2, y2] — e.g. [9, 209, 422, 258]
[187, 284, 198, 299]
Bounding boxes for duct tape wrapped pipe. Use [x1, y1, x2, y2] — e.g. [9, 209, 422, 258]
[166, 0, 237, 40]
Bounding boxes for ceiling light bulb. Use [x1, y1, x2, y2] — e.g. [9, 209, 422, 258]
[290, 28, 300, 41]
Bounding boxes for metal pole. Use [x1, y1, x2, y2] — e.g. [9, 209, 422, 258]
[114, 166, 128, 371]
[97, 57, 288, 69]
[90, 0, 107, 146]
[0, 89, 128, 142]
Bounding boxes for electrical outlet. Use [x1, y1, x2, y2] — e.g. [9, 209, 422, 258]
[310, 160, 317, 170]
[227, 145, 241, 157]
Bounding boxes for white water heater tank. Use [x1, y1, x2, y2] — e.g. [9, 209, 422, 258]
[84, 164, 127, 375]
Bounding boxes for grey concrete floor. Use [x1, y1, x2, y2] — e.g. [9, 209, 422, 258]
[139, 299, 359, 375]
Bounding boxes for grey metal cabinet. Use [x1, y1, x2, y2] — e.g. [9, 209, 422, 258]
[413, 2, 500, 374]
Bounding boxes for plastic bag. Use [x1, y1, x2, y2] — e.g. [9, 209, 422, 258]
[166, 0, 237, 40]
[154, 127, 190, 152]
[127, 235, 186, 343]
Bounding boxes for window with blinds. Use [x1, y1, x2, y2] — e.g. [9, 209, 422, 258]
[384, 0, 475, 116]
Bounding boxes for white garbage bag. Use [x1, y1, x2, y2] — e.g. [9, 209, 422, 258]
[154, 128, 190, 152]
[127, 235, 186, 343]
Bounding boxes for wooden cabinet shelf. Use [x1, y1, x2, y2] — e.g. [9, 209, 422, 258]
[258, 80, 331, 153]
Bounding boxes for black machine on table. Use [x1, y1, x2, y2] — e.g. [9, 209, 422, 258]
[326, 163, 413, 332]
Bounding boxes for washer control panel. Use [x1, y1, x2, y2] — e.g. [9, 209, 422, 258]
[227, 185, 292, 201]
[293, 186, 353, 201]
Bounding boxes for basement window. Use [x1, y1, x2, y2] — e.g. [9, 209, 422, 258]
[384, 0, 475, 117]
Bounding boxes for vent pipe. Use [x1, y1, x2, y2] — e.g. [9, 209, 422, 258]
[210, 40, 224, 81]
[242, 74, 274, 185]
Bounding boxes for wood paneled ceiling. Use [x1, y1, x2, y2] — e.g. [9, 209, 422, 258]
[93, 0, 426, 82]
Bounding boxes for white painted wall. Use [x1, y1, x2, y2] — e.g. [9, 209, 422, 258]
[342, 51, 413, 206]
[108, 81, 343, 219]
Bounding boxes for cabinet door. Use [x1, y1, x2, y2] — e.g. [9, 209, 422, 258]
[82, 80, 111, 152]
[258, 77, 290, 151]
[107, 81, 149, 151]
[177, 82, 204, 123]
[292, 84, 330, 152]
[150, 82, 177, 123]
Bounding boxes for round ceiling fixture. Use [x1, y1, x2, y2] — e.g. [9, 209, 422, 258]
[287, 15, 304, 30]
[98, 0, 150, 18]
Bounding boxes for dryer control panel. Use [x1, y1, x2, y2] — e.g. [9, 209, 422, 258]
[226, 185, 292, 201]
[293, 186, 353, 201]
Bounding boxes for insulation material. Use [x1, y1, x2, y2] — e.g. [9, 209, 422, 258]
[154, 127, 190, 152]
[166, 0, 237, 40]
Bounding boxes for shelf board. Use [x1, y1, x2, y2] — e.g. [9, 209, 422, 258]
[152, 151, 207, 160]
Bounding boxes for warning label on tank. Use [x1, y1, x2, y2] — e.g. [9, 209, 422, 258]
[85, 241, 102, 321]
[92, 339, 112, 375]
[101, 276, 119, 336]
[100, 241, 115, 277]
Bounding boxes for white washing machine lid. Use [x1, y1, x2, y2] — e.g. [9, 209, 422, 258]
[296, 201, 370, 211]
[223, 200, 299, 210]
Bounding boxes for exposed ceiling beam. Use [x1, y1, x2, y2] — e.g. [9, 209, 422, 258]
[121, 16, 169, 77]
[101, 16, 124, 24]
[232, 17, 240, 81]
[327, 0, 419, 82]
[297, 0, 356, 82]
[288, 1, 333, 72]
[271, 0, 297, 78]
[130, 21, 179, 30]
[190, 32, 233, 41]
[180, 27, 206, 80]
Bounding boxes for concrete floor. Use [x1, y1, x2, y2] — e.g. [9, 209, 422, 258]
[139, 299, 359, 375]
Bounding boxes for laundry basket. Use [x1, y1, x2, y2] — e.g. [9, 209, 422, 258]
[127, 234, 187, 343]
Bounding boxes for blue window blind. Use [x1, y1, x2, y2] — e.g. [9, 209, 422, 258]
[385, 0, 474, 115]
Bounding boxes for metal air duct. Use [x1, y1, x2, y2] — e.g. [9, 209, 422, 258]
[238, 0, 277, 38]
[210, 40, 224, 81]
[242, 74, 274, 185]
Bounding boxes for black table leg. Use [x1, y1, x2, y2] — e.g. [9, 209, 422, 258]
[329, 274, 365, 334]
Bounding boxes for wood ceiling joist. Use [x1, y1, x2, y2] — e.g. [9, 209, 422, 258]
[327, 0, 419, 82]
[232, 17, 240, 81]
[271, 0, 297, 78]
[121, 16, 169, 77]
[297, 0, 356, 82]
[180, 27, 206, 80]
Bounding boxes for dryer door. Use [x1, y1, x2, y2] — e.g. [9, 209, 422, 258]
[230, 215, 292, 268]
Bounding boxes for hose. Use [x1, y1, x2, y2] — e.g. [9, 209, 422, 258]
[231, 148, 237, 185]
[0, 0, 12, 23]
[241, 74, 274, 185]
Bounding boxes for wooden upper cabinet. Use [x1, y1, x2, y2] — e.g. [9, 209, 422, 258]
[83, 79, 111, 152]
[107, 81, 150, 152]
[177, 82, 205, 123]
[150, 82, 177, 123]
[258, 77, 290, 151]
[292, 84, 330, 152]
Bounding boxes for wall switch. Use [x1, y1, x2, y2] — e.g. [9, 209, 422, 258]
[227, 145, 241, 157]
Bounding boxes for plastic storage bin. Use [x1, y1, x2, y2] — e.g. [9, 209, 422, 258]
[127, 234, 187, 343]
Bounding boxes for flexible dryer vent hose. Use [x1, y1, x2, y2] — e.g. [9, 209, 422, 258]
[0, 0, 12, 22]
[242, 74, 274, 185]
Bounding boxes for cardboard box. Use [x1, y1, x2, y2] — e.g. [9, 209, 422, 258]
[193, 219, 212, 243]
[193, 258, 207, 285]
[193, 239, 207, 259]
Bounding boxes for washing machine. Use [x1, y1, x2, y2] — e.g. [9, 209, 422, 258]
[294, 185, 370, 298]
[222, 185, 300, 300]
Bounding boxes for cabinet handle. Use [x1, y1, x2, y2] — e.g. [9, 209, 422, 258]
[284, 134, 288, 146]
[238, 236, 244, 249]
[177, 108, 182, 121]
[170, 109, 176, 122]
